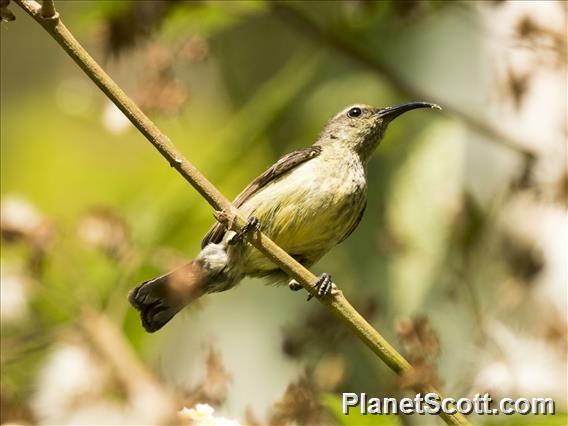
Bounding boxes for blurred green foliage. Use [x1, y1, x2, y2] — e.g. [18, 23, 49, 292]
[1, 1, 566, 425]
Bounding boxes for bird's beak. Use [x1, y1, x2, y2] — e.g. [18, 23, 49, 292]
[377, 101, 441, 122]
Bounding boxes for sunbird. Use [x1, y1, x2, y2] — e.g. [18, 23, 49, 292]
[130, 102, 440, 332]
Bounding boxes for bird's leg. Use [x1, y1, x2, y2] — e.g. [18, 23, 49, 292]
[228, 216, 260, 245]
[288, 279, 303, 291]
[307, 273, 335, 301]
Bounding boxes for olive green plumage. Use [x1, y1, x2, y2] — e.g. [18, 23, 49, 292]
[130, 102, 440, 332]
[224, 131, 368, 279]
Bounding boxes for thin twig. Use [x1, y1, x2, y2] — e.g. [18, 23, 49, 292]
[12, 1, 471, 424]
[80, 311, 177, 423]
[271, 2, 535, 159]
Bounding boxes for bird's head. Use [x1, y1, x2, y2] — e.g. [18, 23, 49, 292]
[319, 102, 441, 160]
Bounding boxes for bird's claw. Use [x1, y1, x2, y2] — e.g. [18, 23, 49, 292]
[307, 273, 334, 301]
[229, 216, 260, 245]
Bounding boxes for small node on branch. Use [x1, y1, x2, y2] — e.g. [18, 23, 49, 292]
[213, 209, 237, 232]
[40, 0, 57, 20]
[169, 157, 183, 168]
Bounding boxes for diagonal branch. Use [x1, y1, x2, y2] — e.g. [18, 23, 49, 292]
[12, 1, 471, 425]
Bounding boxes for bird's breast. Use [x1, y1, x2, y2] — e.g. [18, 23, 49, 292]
[234, 152, 367, 275]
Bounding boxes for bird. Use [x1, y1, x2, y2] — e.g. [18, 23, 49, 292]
[129, 101, 440, 332]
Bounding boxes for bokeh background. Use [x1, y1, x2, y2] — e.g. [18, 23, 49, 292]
[1, 1, 566, 425]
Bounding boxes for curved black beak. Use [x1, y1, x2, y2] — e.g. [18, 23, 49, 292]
[377, 101, 441, 122]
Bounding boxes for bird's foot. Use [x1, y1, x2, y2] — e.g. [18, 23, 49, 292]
[229, 216, 260, 245]
[288, 279, 303, 291]
[307, 273, 335, 301]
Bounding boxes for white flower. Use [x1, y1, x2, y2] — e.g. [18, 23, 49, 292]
[178, 403, 240, 426]
[31, 344, 107, 424]
[0, 263, 30, 323]
[102, 101, 131, 135]
[31, 342, 176, 425]
[472, 321, 567, 405]
[1, 196, 43, 236]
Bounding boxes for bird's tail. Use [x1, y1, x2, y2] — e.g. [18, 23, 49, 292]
[128, 260, 209, 333]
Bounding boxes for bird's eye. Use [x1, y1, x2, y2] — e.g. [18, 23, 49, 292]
[347, 107, 362, 118]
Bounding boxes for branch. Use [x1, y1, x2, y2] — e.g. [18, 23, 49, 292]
[13, 1, 470, 425]
[80, 311, 177, 423]
[271, 2, 536, 160]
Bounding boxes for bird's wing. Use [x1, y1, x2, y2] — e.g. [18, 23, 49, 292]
[338, 201, 366, 244]
[201, 145, 322, 248]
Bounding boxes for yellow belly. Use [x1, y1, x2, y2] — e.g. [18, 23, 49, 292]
[230, 153, 366, 275]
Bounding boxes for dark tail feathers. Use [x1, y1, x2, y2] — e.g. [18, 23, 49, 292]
[129, 261, 208, 333]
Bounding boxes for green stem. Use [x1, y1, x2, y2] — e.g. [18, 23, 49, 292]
[12, 1, 471, 425]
